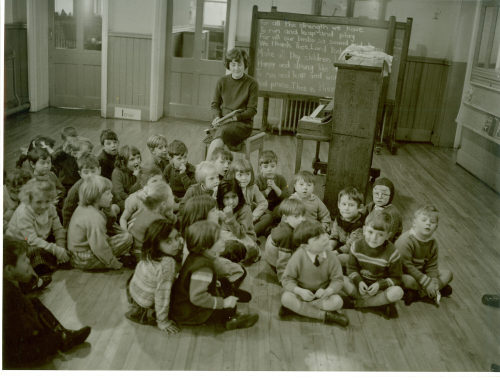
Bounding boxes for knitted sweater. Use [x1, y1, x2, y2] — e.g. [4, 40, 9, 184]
[395, 229, 440, 288]
[163, 162, 196, 199]
[62, 179, 82, 228]
[171, 254, 224, 325]
[268, 221, 296, 282]
[282, 247, 344, 294]
[67, 205, 121, 269]
[129, 256, 177, 329]
[241, 184, 268, 220]
[128, 208, 166, 256]
[347, 238, 402, 290]
[256, 174, 289, 211]
[366, 202, 402, 242]
[179, 183, 215, 217]
[6, 203, 66, 255]
[111, 167, 140, 211]
[211, 73, 259, 124]
[289, 192, 331, 232]
[330, 213, 365, 254]
[98, 150, 116, 179]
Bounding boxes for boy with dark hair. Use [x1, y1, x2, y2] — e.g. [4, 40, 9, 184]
[344, 210, 404, 318]
[211, 147, 233, 180]
[163, 140, 196, 200]
[3, 236, 91, 369]
[263, 198, 306, 283]
[396, 205, 453, 305]
[52, 126, 80, 193]
[98, 129, 119, 179]
[330, 186, 365, 266]
[280, 220, 349, 326]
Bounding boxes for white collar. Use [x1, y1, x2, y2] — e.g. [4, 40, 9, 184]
[305, 249, 327, 264]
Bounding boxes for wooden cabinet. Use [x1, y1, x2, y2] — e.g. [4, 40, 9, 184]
[323, 56, 384, 213]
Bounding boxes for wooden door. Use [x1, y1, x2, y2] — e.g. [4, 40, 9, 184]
[166, 0, 230, 120]
[49, 0, 101, 109]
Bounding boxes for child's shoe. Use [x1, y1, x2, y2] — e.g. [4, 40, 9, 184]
[440, 285, 453, 297]
[278, 305, 295, 318]
[382, 303, 399, 319]
[225, 312, 259, 330]
[482, 294, 500, 308]
[60, 326, 91, 351]
[120, 254, 137, 269]
[403, 289, 419, 305]
[324, 311, 349, 327]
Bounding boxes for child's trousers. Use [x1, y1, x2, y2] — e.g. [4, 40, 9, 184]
[281, 291, 343, 321]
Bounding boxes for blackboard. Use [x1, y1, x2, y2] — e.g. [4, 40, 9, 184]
[249, 7, 412, 101]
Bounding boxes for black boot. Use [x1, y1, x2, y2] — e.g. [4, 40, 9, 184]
[382, 303, 399, 319]
[403, 289, 420, 305]
[324, 311, 349, 327]
[59, 326, 91, 351]
[440, 285, 453, 297]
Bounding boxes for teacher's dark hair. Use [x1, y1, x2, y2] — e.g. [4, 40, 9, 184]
[224, 48, 248, 70]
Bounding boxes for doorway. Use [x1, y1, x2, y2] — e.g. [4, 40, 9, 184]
[48, 0, 102, 109]
[166, 0, 230, 120]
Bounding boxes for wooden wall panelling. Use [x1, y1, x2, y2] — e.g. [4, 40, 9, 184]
[396, 57, 449, 142]
[4, 24, 29, 111]
[107, 33, 151, 120]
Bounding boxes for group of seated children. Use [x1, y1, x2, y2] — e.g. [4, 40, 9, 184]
[3, 126, 453, 367]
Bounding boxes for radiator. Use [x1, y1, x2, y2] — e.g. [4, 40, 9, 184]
[277, 98, 320, 134]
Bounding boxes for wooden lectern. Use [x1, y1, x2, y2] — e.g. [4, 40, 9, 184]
[323, 56, 385, 214]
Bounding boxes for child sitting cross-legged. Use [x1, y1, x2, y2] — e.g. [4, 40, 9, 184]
[289, 170, 331, 233]
[344, 209, 404, 318]
[146, 134, 169, 172]
[3, 236, 91, 369]
[126, 219, 183, 333]
[216, 179, 260, 265]
[170, 220, 259, 330]
[256, 150, 290, 233]
[179, 161, 220, 217]
[111, 145, 142, 211]
[280, 220, 349, 327]
[230, 158, 270, 237]
[396, 205, 453, 305]
[6, 178, 69, 275]
[67, 175, 133, 270]
[163, 140, 196, 201]
[179, 195, 251, 302]
[127, 181, 177, 262]
[263, 198, 306, 284]
[4, 168, 32, 230]
[366, 177, 402, 242]
[330, 187, 365, 267]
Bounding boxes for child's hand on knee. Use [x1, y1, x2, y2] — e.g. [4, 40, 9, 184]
[315, 288, 326, 299]
[159, 321, 180, 335]
[295, 287, 315, 301]
[358, 281, 369, 296]
[426, 278, 439, 298]
[55, 246, 70, 263]
[367, 282, 379, 296]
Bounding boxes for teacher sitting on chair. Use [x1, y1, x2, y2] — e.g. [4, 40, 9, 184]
[206, 48, 259, 160]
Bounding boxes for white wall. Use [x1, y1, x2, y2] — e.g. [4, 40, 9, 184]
[5, 0, 27, 23]
[108, 0, 155, 34]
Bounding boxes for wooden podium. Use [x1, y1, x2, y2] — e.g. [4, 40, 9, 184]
[323, 57, 385, 214]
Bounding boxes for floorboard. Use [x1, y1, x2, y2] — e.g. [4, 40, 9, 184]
[3, 108, 500, 371]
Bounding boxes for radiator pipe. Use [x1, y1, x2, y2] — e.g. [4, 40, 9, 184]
[5, 102, 31, 117]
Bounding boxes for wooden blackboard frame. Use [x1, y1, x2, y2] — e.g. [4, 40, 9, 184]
[248, 6, 412, 152]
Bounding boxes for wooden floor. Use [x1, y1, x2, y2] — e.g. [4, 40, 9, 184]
[3, 108, 500, 371]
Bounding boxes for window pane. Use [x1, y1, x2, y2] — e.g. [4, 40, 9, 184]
[54, 0, 76, 49]
[203, 0, 227, 61]
[84, 0, 102, 51]
[172, 0, 196, 58]
[477, 7, 500, 69]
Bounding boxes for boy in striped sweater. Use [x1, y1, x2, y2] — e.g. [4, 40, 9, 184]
[345, 209, 404, 318]
[395, 205, 453, 305]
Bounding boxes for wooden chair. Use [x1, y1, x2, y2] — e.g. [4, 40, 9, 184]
[204, 129, 266, 160]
